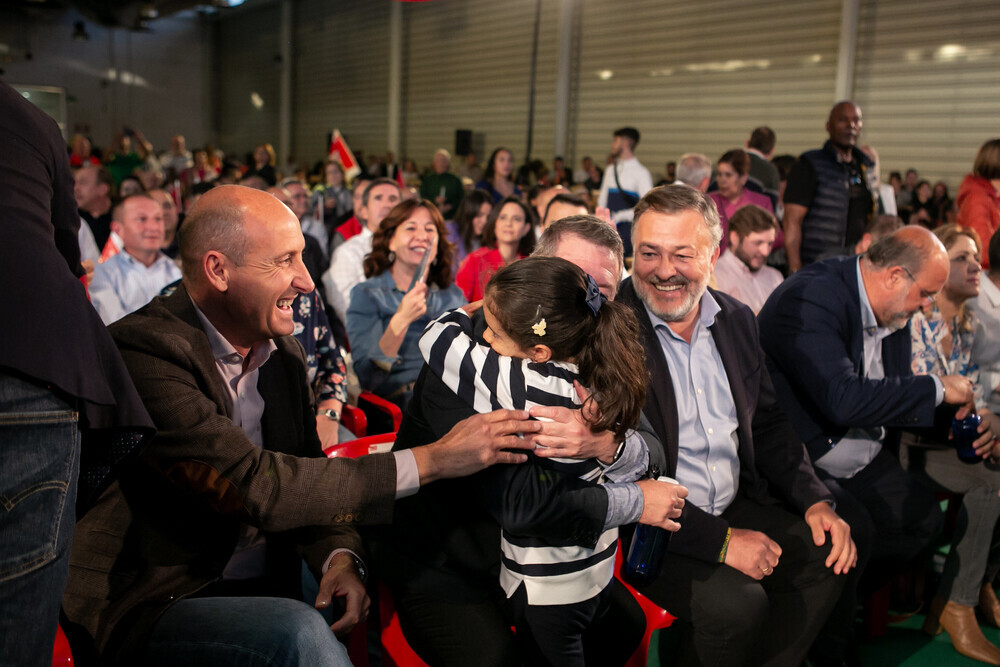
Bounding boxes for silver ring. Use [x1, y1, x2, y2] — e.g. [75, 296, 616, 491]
[762, 566, 772, 575]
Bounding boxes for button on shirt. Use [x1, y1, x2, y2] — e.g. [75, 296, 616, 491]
[89, 250, 182, 325]
[648, 291, 741, 516]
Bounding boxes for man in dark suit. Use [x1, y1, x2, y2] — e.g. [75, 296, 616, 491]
[0, 77, 153, 667]
[61, 185, 538, 665]
[618, 185, 857, 665]
[758, 226, 975, 664]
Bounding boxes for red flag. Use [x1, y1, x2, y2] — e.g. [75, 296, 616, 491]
[98, 232, 122, 264]
[329, 129, 362, 182]
[395, 167, 405, 189]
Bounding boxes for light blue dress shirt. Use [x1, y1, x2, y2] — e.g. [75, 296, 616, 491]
[89, 250, 182, 325]
[647, 291, 741, 516]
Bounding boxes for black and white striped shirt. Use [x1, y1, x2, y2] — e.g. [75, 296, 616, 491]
[420, 308, 641, 605]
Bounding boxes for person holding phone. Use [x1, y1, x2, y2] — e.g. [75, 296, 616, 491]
[346, 199, 465, 409]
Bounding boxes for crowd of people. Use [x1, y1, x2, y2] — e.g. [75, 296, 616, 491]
[8, 77, 1000, 667]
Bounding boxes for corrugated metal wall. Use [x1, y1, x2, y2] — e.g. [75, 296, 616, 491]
[213, 0, 1000, 190]
[292, 0, 392, 168]
[574, 0, 842, 181]
[400, 0, 560, 170]
[854, 0, 1000, 188]
[216, 2, 282, 159]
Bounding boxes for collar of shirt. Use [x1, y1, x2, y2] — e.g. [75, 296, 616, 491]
[119, 249, 172, 270]
[857, 258, 894, 344]
[980, 270, 1000, 308]
[645, 288, 722, 343]
[191, 296, 277, 375]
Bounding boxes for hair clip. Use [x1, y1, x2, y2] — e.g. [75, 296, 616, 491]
[531, 318, 547, 337]
[585, 274, 607, 316]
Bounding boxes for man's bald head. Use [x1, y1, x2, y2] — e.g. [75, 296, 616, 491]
[826, 101, 863, 151]
[863, 225, 949, 330]
[866, 225, 947, 275]
[179, 185, 292, 284]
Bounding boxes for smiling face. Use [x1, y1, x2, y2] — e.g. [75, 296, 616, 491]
[730, 228, 776, 272]
[112, 196, 164, 265]
[388, 206, 438, 271]
[632, 208, 719, 328]
[943, 234, 982, 303]
[224, 204, 315, 347]
[493, 202, 529, 245]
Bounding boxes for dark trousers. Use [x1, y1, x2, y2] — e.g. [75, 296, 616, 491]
[811, 448, 943, 661]
[394, 578, 644, 667]
[633, 497, 844, 667]
[507, 581, 611, 667]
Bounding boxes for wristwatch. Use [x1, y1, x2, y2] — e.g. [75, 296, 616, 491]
[319, 408, 341, 422]
[350, 554, 368, 583]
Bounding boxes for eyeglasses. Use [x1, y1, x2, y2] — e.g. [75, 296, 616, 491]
[900, 266, 936, 304]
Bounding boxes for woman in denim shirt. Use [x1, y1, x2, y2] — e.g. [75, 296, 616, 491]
[347, 199, 465, 408]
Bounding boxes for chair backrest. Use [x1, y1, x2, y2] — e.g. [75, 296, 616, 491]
[614, 540, 675, 667]
[324, 433, 395, 459]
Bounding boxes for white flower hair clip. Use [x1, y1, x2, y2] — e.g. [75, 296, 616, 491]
[531, 318, 547, 337]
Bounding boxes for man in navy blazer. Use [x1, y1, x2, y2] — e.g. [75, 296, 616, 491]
[619, 185, 857, 666]
[758, 226, 975, 663]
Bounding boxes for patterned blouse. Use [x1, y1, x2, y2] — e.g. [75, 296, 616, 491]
[909, 304, 982, 408]
[293, 289, 348, 405]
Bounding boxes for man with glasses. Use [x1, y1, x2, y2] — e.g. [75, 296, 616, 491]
[758, 225, 974, 665]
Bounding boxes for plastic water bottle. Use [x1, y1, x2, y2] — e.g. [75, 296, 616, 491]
[624, 476, 678, 586]
[952, 413, 983, 464]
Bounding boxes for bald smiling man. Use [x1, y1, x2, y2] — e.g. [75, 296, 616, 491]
[62, 185, 538, 666]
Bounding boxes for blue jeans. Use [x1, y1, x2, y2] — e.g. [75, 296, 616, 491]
[0, 370, 80, 667]
[146, 597, 352, 666]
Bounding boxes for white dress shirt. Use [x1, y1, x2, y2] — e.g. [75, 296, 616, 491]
[323, 227, 372, 323]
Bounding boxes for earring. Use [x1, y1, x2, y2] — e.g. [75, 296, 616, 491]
[388, 251, 396, 263]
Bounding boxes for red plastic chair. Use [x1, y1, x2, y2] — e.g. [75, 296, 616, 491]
[340, 404, 368, 438]
[325, 434, 428, 666]
[323, 433, 396, 459]
[340, 391, 403, 439]
[614, 542, 676, 667]
[359, 391, 403, 434]
[378, 582, 429, 667]
[52, 623, 74, 666]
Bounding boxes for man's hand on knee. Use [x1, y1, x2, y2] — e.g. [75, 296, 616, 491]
[724, 528, 782, 580]
[804, 501, 857, 575]
[315, 552, 370, 637]
[411, 409, 540, 484]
